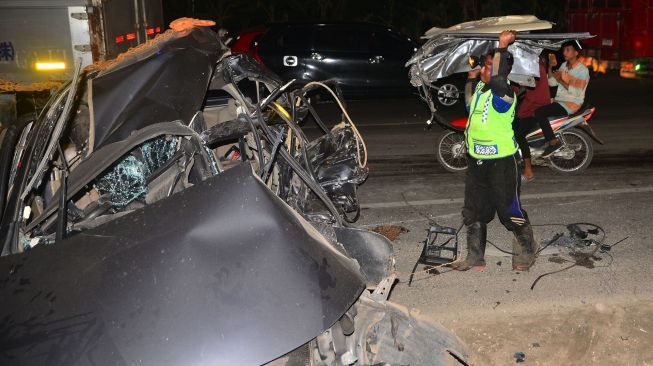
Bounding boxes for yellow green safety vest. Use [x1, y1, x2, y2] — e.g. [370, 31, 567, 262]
[466, 81, 518, 159]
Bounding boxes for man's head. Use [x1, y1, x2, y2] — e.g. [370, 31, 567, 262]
[479, 54, 493, 83]
[562, 40, 582, 62]
[479, 50, 514, 83]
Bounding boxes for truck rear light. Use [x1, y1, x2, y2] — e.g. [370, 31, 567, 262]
[155, 26, 161, 33]
[115, 35, 125, 43]
[126, 33, 137, 41]
[146, 28, 155, 35]
[35, 62, 66, 71]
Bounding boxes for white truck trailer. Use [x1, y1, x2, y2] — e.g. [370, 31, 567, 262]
[0, 0, 163, 123]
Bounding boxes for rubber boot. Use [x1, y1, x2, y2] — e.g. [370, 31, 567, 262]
[452, 222, 487, 271]
[512, 223, 539, 271]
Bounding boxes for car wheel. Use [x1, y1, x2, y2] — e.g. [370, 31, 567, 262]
[436, 83, 460, 107]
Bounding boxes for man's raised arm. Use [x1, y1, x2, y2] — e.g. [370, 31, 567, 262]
[489, 30, 516, 113]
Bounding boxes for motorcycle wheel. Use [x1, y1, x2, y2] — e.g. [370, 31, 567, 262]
[548, 129, 594, 173]
[436, 131, 468, 173]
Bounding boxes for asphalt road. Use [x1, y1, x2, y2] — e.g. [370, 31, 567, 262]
[313, 74, 653, 365]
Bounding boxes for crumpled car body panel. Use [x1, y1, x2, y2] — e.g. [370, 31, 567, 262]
[307, 124, 369, 214]
[0, 164, 365, 366]
[407, 17, 594, 88]
[91, 27, 222, 149]
[408, 38, 549, 87]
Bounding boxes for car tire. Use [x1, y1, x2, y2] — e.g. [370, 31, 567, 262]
[434, 82, 461, 107]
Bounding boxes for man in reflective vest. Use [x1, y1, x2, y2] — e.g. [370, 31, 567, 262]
[452, 30, 538, 272]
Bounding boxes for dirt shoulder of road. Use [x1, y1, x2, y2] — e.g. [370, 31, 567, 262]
[364, 189, 653, 365]
[436, 296, 653, 365]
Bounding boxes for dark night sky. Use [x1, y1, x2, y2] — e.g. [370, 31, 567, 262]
[162, 0, 568, 38]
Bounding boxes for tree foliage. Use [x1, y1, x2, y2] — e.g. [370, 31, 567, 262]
[163, 0, 567, 37]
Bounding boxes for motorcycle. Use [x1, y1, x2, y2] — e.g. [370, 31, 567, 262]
[434, 104, 603, 173]
[406, 25, 599, 175]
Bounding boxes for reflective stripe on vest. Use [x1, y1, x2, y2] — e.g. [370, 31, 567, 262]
[465, 81, 518, 159]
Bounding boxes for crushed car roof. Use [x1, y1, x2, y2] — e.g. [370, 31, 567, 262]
[422, 15, 554, 39]
[407, 15, 593, 89]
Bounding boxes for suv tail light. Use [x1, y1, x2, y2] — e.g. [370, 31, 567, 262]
[251, 41, 264, 64]
[231, 31, 267, 65]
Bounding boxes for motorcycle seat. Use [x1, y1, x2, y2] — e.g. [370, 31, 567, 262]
[524, 102, 594, 136]
[568, 101, 594, 118]
[547, 101, 593, 121]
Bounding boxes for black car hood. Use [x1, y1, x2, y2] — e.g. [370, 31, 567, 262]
[90, 26, 222, 150]
[0, 164, 365, 365]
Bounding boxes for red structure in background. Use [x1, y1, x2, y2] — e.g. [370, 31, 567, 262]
[567, 0, 653, 70]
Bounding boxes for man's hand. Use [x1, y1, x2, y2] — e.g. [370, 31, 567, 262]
[552, 70, 563, 82]
[468, 69, 481, 79]
[560, 70, 571, 83]
[552, 70, 570, 89]
[499, 30, 517, 48]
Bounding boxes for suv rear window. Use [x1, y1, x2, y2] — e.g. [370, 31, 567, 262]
[372, 30, 413, 55]
[314, 26, 373, 53]
[262, 26, 313, 50]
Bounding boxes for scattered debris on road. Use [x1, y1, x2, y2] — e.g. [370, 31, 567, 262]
[514, 351, 526, 363]
[530, 222, 630, 290]
[373, 225, 409, 241]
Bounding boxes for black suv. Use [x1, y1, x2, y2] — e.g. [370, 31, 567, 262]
[238, 22, 419, 98]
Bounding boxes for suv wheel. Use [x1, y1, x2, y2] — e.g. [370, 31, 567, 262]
[436, 82, 460, 107]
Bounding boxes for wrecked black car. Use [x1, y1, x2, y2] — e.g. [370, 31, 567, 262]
[0, 25, 469, 365]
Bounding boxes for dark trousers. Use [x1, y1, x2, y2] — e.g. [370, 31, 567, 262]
[463, 154, 529, 232]
[512, 117, 538, 159]
[533, 102, 569, 142]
